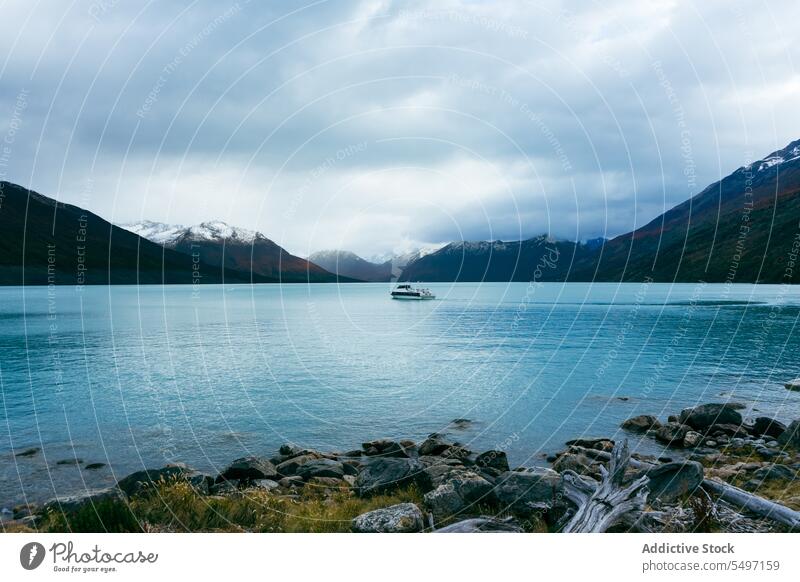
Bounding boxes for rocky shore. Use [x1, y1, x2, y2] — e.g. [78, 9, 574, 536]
[4, 404, 800, 533]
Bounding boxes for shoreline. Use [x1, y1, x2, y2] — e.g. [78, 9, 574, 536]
[3, 402, 799, 533]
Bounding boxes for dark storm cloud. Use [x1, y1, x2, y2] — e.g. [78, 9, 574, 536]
[0, 0, 798, 256]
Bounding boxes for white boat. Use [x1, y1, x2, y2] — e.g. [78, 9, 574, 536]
[391, 284, 435, 300]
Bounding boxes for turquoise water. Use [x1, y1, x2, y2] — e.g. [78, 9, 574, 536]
[2, 282, 800, 507]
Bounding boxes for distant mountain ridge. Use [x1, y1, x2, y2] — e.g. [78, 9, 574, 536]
[122, 220, 341, 283]
[3, 139, 799, 286]
[0, 182, 255, 285]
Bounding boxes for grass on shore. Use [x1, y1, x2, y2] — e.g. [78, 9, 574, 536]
[37, 482, 426, 533]
[697, 445, 800, 511]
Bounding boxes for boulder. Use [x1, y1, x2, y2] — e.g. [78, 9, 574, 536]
[642, 461, 703, 503]
[552, 452, 596, 476]
[785, 378, 800, 391]
[654, 422, 689, 446]
[296, 459, 346, 481]
[276, 453, 320, 477]
[492, 469, 561, 514]
[420, 459, 469, 488]
[117, 464, 196, 497]
[251, 479, 280, 491]
[355, 458, 428, 497]
[753, 417, 787, 439]
[678, 403, 743, 432]
[43, 487, 126, 513]
[362, 439, 413, 458]
[707, 423, 749, 438]
[754, 464, 796, 481]
[475, 450, 510, 472]
[306, 477, 347, 489]
[219, 457, 278, 482]
[423, 471, 494, 521]
[777, 420, 800, 448]
[621, 415, 662, 432]
[352, 503, 425, 533]
[278, 476, 304, 488]
[418, 435, 453, 456]
[682, 431, 703, 448]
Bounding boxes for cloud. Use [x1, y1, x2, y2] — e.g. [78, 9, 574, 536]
[1, 0, 798, 257]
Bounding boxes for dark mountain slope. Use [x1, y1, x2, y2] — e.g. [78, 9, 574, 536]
[0, 182, 262, 285]
[571, 140, 800, 283]
[399, 237, 597, 282]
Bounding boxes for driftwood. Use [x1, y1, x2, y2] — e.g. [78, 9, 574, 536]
[560, 440, 650, 533]
[434, 516, 524, 533]
[701, 479, 800, 531]
[571, 445, 800, 531]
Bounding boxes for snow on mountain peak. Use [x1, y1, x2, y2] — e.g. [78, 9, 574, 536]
[121, 220, 263, 246]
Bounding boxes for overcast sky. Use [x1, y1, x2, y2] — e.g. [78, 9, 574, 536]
[1, 0, 798, 257]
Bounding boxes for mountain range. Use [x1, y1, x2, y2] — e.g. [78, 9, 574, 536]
[122, 221, 339, 283]
[2, 138, 799, 285]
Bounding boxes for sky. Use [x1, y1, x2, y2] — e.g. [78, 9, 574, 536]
[0, 0, 798, 258]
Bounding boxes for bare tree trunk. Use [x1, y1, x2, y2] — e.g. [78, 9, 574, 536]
[561, 440, 650, 533]
[701, 479, 800, 530]
[570, 445, 800, 531]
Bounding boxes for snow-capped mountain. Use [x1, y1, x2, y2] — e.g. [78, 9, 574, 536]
[122, 220, 341, 282]
[122, 220, 261, 246]
[750, 139, 800, 173]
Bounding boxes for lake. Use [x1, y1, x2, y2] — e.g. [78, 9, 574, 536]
[2, 282, 800, 508]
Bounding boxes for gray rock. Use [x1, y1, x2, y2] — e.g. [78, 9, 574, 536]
[475, 450, 510, 472]
[493, 469, 561, 514]
[355, 458, 428, 497]
[753, 417, 787, 439]
[56, 458, 83, 465]
[276, 453, 320, 477]
[778, 420, 800, 448]
[209, 480, 239, 495]
[754, 464, 796, 481]
[418, 435, 453, 456]
[296, 459, 346, 481]
[621, 415, 662, 432]
[43, 487, 126, 513]
[251, 479, 280, 491]
[187, 473, 214, 495]
[219, 457, 278, 481]
[643, 461, 704, 503]
[552, 452, 596, 476]
[683, 431, 703, 448]
[678, 403, 743, 432]
[756, 447, 779, 459]
[117, 464, 196, 497]
[362, 439, 413, 458]
[785, 378, 800, 391]
[423, 471, 494, 521]
[278, 476, 304, 488]
[352, 503, 425, 533]
[654, 422, 689, 446]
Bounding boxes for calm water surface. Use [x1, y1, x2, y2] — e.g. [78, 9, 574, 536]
[2, 282, 800, 507]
